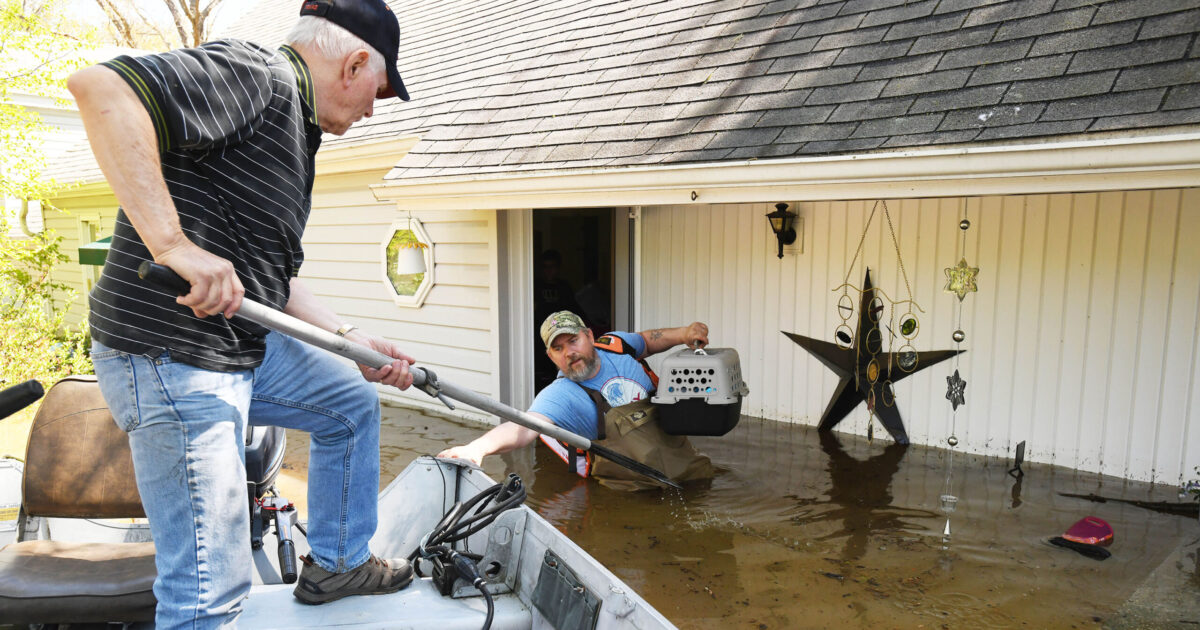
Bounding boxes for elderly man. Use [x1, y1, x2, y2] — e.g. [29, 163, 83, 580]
[68, 0, 416, 625]
[439, 311, 716, 490]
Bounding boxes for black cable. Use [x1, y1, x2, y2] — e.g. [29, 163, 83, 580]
[481, 585, 495, 630]
[410, 472, 524, 630]
[410, 473, 525, 563]
[453, 551, 494, 630]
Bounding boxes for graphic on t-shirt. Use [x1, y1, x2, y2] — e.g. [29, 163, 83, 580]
[600, 376, 649, 407]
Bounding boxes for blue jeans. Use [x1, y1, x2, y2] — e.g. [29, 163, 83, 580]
[91, 332, 381, 630]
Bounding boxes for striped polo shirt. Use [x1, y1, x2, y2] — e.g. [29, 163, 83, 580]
[89, 41, 323, 372]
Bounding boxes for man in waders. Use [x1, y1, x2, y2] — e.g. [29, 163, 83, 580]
[438, 311, 715, 490]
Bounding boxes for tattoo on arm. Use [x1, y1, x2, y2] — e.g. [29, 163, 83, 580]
[649, 329, 665, 340]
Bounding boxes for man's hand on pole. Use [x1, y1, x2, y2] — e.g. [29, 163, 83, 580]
[157, 243, 245, 319]
[345, 330, 415, 390]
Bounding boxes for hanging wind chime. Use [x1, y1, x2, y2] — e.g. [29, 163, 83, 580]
[784, 201, 961, 445]
[846, 201, 918, 442]
[940, 201, 979, 548]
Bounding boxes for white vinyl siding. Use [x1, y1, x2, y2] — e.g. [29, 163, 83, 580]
[302, 171, 498, 407]
[638, 189, 1200, 484]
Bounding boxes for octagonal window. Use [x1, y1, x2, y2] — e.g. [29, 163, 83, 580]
[382, 217, 433, 307]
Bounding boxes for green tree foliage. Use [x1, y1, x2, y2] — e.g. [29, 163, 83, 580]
[0, 217, 92, 385]
[0, 0, 89, 201]
[1, 0, 94, 387]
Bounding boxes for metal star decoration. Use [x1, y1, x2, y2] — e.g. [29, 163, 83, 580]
[944, 258, 979, 302]
[946, 369, 967, 410]
[783, 269, 963, 445]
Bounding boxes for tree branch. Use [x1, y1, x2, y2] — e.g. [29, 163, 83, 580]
[163, 0, 190, 47]
[93, 0, 137, 48]
[130, 2, 173, 49]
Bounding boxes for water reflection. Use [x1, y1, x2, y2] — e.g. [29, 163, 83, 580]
[807, 430, 932, 565]
[282, 406, 1196, 629]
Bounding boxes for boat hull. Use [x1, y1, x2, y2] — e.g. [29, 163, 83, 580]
[0, 456, 676, 629]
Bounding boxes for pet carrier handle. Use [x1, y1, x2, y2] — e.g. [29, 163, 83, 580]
[137, 261, 682, 489]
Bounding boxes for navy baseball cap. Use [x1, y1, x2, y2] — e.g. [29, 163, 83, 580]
[300, 0, 410, 101]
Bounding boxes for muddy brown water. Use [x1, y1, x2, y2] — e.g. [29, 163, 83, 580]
[285, 404, 1197, 629]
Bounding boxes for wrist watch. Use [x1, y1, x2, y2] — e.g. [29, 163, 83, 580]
[335, 323, 357, 337]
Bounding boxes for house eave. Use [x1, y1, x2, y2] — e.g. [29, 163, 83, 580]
[46, 179, 116, 201]
[315, 135, 419, 176]
[372, 131, 1200, 210]
[41, 135, 422, 195]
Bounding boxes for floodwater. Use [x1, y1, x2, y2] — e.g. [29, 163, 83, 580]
[279, 403, 1198, 629]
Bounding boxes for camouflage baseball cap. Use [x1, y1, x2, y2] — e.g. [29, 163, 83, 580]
[540, 310, 587, 348]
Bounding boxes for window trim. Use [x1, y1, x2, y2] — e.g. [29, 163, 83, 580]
[380, 216, 434, 308]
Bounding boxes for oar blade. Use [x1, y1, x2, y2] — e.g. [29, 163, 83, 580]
[587, 444, 682, 490]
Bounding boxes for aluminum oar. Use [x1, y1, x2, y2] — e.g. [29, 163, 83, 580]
[138, 262, 681, 489]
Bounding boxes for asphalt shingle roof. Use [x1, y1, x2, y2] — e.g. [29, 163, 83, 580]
[172, 0, 1200, 182]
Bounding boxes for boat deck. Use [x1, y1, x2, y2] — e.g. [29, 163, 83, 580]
[241, 578, 531, 630]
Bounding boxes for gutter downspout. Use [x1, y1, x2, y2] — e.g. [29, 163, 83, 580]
[630, 206, 642, 332]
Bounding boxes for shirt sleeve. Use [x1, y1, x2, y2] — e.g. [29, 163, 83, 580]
[101, 40, 273, 153]
[612, 331, 647, 358]
[529, 380, 599, 440]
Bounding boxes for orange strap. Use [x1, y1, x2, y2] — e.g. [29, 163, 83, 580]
[593, 334, 658, 388]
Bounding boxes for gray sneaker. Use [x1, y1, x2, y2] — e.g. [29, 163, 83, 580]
[293, 554, 414, 605]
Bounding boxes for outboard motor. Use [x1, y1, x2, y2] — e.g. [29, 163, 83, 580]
[246, 425, 286, 499]
[246, 424, 299, 582]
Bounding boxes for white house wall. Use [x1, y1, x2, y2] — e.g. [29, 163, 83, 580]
[6, 93, 87, 236]
[302, 171, 498, 412]
[637, 189, 1200, 484]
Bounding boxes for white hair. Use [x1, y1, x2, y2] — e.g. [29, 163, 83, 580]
[286, 15, 385, 76]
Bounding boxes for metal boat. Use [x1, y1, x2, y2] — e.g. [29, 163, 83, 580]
[0, 376, 675, 629]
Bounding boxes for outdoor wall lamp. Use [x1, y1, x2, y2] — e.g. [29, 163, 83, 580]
[766, 202, 797, 259]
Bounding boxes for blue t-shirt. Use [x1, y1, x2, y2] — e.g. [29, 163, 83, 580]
[529, 331, 651, 439]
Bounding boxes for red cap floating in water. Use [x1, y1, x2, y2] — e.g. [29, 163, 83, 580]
[1062, 516, 1114, 546]
[1049, 516, 1114, 560]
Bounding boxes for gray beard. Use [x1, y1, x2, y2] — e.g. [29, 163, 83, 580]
[564, 355, 600, 382]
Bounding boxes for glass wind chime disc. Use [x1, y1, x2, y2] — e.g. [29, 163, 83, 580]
[835, 294, 855, 349]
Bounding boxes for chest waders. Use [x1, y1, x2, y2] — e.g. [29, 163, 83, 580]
[539, 336, 714, 490]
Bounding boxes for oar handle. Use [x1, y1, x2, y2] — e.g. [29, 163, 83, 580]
[0, 379, 44, 421]
[136, 261, 596, 452]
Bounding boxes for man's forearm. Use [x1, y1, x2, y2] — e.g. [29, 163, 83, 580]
[71, 64, 247, 319]
[469, 420, 541, 457]
[284, 279, 344, 332]
[437, 417, 542, 465]
[68, 65, 187, 258]
[640, 322, 709, 356]
[640, 327, 689, 355]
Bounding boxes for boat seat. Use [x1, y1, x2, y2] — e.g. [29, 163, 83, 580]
[0, 540, 156, 623]
[0, 375, 156, 624]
